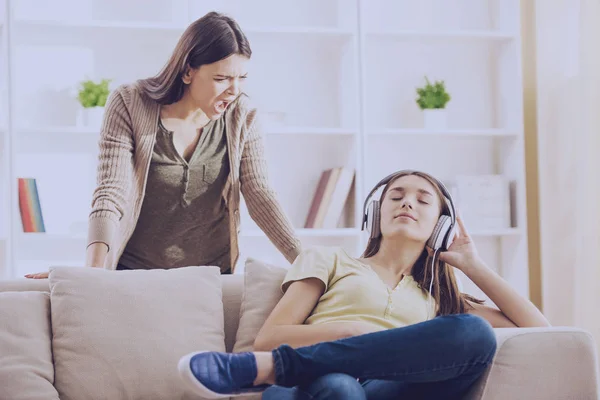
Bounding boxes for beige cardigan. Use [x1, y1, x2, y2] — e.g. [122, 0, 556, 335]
[87, 82, 302, 272]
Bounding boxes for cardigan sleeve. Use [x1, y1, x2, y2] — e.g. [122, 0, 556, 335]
[87, 87, 135, 251]
[239, 108, 302, 264]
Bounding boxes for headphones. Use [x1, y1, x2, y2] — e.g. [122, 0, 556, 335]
[361, 170, 456, 251]
[361, 170, 457, 320]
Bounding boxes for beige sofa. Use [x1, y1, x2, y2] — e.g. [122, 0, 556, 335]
[0, 263, 599, 400]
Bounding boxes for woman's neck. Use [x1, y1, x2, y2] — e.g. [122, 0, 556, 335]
[161, 95, 210, 127]
[367, 238, 425, 277]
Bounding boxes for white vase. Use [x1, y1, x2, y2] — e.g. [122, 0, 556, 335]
[423, 109, 447, 130]
[79, 107, 105, 129]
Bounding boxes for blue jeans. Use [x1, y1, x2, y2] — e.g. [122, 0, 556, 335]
[262, 314, 496, 400]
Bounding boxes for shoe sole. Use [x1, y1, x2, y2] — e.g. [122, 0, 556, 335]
[178, 352, 231, 399]
[178, 352, 266, 399]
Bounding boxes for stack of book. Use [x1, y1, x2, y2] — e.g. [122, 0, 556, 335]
[304, 167, 355, 229]
[18, 177, 46, 233]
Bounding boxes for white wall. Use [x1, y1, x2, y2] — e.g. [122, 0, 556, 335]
[535, 0, 600, 343]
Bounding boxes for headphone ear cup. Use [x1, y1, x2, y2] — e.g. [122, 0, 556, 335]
[372, 201, 381, 239]
[365, 201, 374, 233]
[367, 200, 381, 239]
[427, 215, 452, 251]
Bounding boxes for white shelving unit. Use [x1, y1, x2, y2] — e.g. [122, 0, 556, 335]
[0, 0, 529, 301]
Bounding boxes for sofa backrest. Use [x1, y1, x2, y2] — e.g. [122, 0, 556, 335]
[0, 274, 245, 352]
[0, 278, 50, 293]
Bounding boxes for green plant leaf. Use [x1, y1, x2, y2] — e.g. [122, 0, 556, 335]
[415, 76, 451, 110]
[77, 78, 112, 108]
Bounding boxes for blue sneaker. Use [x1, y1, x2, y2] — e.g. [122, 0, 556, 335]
[178, 351, 271, 399]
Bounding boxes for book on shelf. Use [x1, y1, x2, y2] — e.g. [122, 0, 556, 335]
[452, 175, 512, 230]
[18, 177, 46, 233]
[304, 167, 355, 229]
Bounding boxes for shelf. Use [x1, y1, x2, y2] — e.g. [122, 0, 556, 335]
[244, 26, 354, 36]
[15, 127, 100, 152]
[240, 227, 521, 239]
[265, 127, 357, 136]
[241, 228, 361, 238]
[17, 126, 99, 135]
[368, 129, 520, 138]
[15, 19, 186, 32]
[366, 29, 516, 41]
[13, 227, 522, 244]
[18, 232, 87, 241]
[15, 19, 355, 37]
[18, 229, 365, 241]
[470, 228, 522, 237]
[16, 126, 357, 138]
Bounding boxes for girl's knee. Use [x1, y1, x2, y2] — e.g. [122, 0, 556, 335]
[449, 314, 497, 362]
[306, 373, 366, 400]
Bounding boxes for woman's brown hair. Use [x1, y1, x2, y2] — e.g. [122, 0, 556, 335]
[361, 171, 484, 316]
[138, 11, 252, 105]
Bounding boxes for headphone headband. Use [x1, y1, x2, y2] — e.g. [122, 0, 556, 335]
[361, 170, 456, 230]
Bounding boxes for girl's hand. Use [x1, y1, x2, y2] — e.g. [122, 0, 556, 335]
[438, 214, 483, 273]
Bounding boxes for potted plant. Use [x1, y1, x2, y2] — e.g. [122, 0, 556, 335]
[415, 76, 451, 130]
[77, 79, 111, 128]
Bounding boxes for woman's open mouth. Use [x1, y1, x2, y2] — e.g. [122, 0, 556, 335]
[215, 99, 235, 113]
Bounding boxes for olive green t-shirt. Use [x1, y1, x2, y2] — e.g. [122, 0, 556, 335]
[119, 117, 231, 272]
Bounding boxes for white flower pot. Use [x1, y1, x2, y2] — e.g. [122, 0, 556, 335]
[79, 106, 105, 129]
[423, 109, 447, 130]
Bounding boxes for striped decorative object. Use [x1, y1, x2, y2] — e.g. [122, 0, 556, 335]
[17, 178, 46, 233]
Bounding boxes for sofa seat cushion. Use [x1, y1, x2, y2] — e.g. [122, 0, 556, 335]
[49, 265, 225, 400]
[0, 291, 60, 400]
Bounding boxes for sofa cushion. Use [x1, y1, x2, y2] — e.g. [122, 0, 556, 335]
[49, 266, 225, 400]
[222, 274, 244, 352]
[233, 258, 288, 353]
[0, 291, 60, 400]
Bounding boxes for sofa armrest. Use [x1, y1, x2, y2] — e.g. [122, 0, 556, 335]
[465, 327, 599, 400]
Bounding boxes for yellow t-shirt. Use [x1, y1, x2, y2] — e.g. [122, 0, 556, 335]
[282, 246, 436, 332]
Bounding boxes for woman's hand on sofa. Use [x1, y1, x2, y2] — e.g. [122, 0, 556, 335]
[24, 271, 49, 279]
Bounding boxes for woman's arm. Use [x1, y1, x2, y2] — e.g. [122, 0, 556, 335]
[238, 107, 302, 264]
[86, 88, 136, 268]
[254, 278, 378, 351]
[85, 243, 109, 268]
[464, 260, 551, 328]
